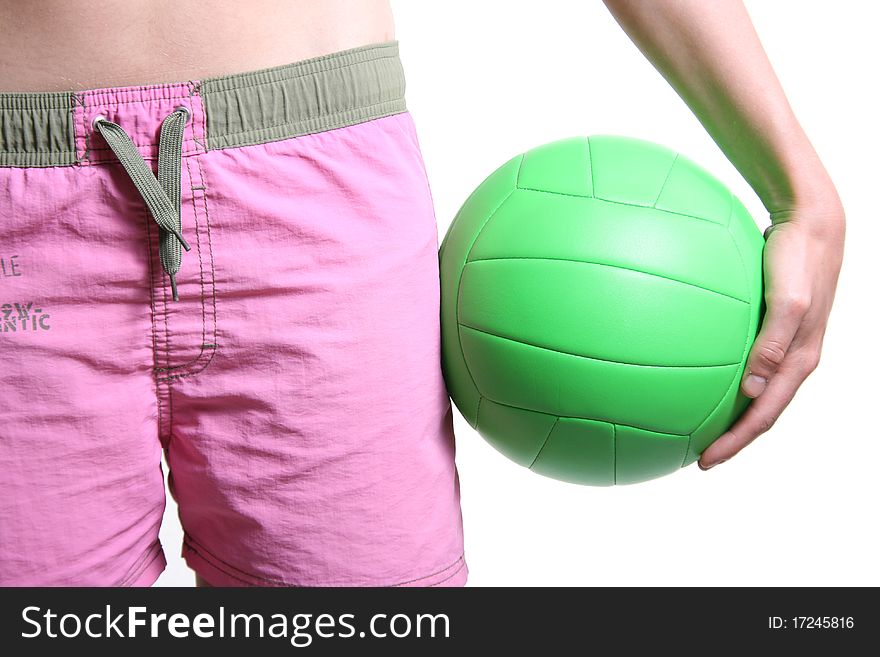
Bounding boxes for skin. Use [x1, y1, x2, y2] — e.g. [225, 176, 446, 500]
[601, 0, 844, 472]
[0, 0, 395, 91]
[0, 1, 845, 584]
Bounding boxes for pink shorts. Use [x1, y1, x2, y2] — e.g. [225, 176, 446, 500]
[0, 42, 467, 586]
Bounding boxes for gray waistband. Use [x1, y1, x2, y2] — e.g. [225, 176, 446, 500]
[0, 41, 406, 168]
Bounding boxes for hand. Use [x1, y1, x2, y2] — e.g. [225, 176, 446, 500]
[698, 202, 845, 470]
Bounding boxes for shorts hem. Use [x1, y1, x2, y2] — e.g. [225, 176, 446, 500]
[123, 543, 167, 587]
[182, 534, 467, 588]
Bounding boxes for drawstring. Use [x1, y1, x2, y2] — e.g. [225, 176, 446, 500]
[92, 106, 192, 301]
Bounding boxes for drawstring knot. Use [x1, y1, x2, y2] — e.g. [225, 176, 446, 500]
[93, 106, 191, 301]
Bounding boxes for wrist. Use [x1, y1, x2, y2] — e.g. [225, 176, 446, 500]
[769, 181, 843, 222]
[756, 129, 841, 219]
[767, 190, 845, 244]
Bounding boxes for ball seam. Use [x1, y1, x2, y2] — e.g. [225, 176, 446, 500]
[453, 155, 524, 425]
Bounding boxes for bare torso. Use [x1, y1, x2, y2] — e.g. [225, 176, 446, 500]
[0, 0, 395, 92]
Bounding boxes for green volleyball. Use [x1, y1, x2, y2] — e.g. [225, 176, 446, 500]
[439, 135, 765, 485]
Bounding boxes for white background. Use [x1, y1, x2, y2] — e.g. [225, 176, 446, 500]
[159, 0, 879, 586]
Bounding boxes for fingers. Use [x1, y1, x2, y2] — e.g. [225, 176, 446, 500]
[695, 216, 840, 472]
[699, 347, 819, 469]
[741, 291, 810, 399]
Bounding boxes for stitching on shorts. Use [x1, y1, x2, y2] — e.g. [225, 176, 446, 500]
[0, 107, 68, 113]
[167, 362, 175, 441]
[154, 157, 209, 373]
[78, 93, 93, 164]
[185, 532, 466, 587]
[69, 68, 399, 153]
[117, 540, 162, 587]
[188, 80, 208, 152]
[161, 221, 174, 445]
[202, 53, 398, 94]
[76, 87, 204, 162]
[184, 541, 257, 586]
[390, 555, 465, 587]
[79, 139, 204, 154]
[0, 149, 79, 154]
[154, 203, 174, 444]
[143, 204, 168, 446]
[77, 90, 200, 163]
[207, 108, 407, 154]
[199, 156, 220, 360]
[185, 535, 278, 585]
[130, 548, 163, 586]
[156, 155, 218, 383]
[213, 100, 404, 144]
[188, 80, 208, 153]
[72, 93, 89, 164]
[161, 232, 171, 375]
[424, 559, 466, 587]
[199, 83, 208, 151]
[78, 82, 200, 97]
[79, 90, 199, 107]
[120, 545, 162, 587]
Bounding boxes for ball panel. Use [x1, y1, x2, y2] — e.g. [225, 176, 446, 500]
[681, 198, 764, 464]
[685, 370, 752, 464]
[517, 137, 593, 197]
[588, 135, 678, 206]
[685, 197, 766, 465]
[439, 134, 766, 484]
[727, 194, 766, 304]
[438, 153, 522, 263]
[459, 325, 739, 435]
[439, 154, 523, 428]
[653, 153, 733, 225]
[614, 425, 689, 485]
[529, 416, 615, 486]
[459, 258, 750, 367]
[467, 189, 750, 300]
[475, 397, 558, 467]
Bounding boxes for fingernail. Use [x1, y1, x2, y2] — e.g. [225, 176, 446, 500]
[743, 374, 767, 397]
[699, 458, 728, 471]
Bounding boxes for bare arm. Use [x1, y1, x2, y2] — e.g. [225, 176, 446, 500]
[602, 0, 845, 469]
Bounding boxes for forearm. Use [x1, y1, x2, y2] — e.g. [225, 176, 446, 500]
[602, 0, 842, 220]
